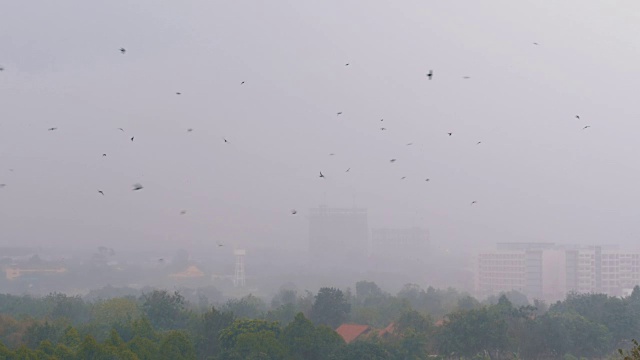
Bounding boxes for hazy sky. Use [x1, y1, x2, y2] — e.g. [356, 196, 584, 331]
[2, 0, 640, 254]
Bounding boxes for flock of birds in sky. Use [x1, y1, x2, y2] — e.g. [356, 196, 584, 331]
[0, 41, 593, 217]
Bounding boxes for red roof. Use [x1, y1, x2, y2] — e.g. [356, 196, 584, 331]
[335, 324, 371, 343]
[378, 322, 396, 337]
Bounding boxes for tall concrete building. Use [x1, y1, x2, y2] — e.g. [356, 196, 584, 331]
[370, 227, 430, 259]
[308, 206, 369, 266]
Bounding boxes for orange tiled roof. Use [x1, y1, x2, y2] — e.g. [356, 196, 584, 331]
[335, 324, 371, 343]
[378, 322, 396, 337]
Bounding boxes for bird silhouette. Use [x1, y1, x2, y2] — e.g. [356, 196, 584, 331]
[48, 127, 57, 131]
[176, 92, 182, 95]
[180, 210, 187, 215]
[329, 153, 335, 156]
[448, 132, 452, 136]
[130, 137, 134, 142]
[406, 143, 413, 146]
[471, 201, 477, 205]
[98, 190, 104, 196]
[223, 137, 229, 143]
[217, 242, 224, 247]
[380, 127, 387, 131]
[241, 81, 245, 85]
[390, 159, 397, 163]
[345, 63, 350, 66]
[583, 126, 591, 130]
[118, 128, 124, 132]
[132, 183, 143, 191]
[477, 141, 482, 145]
[119, 48, 126, 54]
[463, 76, 470, 79]
[401, 176, 407, 180]
[319, 171, 325, 178]
[291, 209, 297, 215]
[427, 70, 433, 80]
[0, 184, 6, 188]
[346, 168, 351, 172]
[380, 119, 384, 122]
[533, 42, 539, 45]
[187, 128, 193, 132]
[337, 112, 342, 116]
[576, 115, 580, 119]
[102, 154, 107, 157]
[0, 66, 4, 71]
[425, 179, 430, 182]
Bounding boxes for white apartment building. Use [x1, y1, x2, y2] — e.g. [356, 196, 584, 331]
[477, 243, 640, 301]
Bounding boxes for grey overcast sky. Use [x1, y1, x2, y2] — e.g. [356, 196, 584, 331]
[2, 0, 640, 253]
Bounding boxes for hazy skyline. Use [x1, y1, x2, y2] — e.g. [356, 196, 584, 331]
[2, 0, 640, 254]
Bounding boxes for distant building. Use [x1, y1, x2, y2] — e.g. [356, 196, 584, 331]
[335, 324, 371, 343]
[308, 206, 368, 265]
[370, 227, 429, 259]
[477, 243, 640, 301]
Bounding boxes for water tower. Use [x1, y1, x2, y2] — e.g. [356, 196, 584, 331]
[233, 249, 246, 287]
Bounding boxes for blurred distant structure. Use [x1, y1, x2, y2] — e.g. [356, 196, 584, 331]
[477, 242, 640, 302]
[308, 206, 369, 267]
[370, 227, 430, 260]
[233, 249, 246, 287]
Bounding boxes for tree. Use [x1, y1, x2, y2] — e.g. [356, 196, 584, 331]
[222, 294, 266, 319]
[159, 331, 196, 360]
[141, 290, 187, 330]
[194, 306, 234, 359]
[281, 313, 344, 360]
[310, 288, 350, 329]
[620, 339, 640, 360]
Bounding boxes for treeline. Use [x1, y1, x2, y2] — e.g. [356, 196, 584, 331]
[0, 283, 639, 359]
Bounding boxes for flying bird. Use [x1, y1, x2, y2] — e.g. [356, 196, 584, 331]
[471, 201, 477, 205]
[447, 132, 452, 136]
[130, 137, 134, 142]
[380, 119, 384, 122]
[390, 159, 397, 163]
[337, 112, 343, 116]
[217, 242, 224, 247]
[575, 115, 580, 119]
[0, 184, 6, 188]
[187, 128, 193, 132]
[240, 81, 245, 85]
[132, 183, 144, 191]
[346, 168, 351, 172]
[180, 210, 187, 215]
[0, 66, 4, 71]
[583, 126, 591, 130]
[329, 153, 335, 156]
[102, 154, 107, 157]
[98, 190, 104, 196]
[176, 92, 182, 95]
[118, 128, 124, 132]
[425, 179, 430, 182]
[319, 171, 325, 178]
[401, 176, 406, 180]
[291, 209, 297, 215]
[223, 137, 229, 143]
[380, 127, 387, 131]
[48, 127, 57, 131]
[406, 143, 413, 146]
[119, 48, 126, 54]
[427, 70, 433, 80]
[345, 63, 350, 66]
[463, 76, 470, 79]
[477, 141, 482, 145]
[533, 42, 539, 45]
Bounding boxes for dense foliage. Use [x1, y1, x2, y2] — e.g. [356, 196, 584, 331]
[0, 284, 638, 359]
